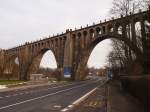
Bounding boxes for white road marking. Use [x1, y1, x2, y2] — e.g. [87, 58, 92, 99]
[60, 79, 107, 112]
[60, 87, 98, 112]
[0, 81, 87, 99]
[53, 105, 62, 108]
[61, 108, 68, 112]
[0, 80, 99, 110]
[0, 83, 76, 99]
[72, 87, 97, 105]
[68, 105, 73, 108]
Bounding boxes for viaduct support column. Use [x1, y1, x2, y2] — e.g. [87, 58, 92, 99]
[141, 18, 150, 74]
[0, 50, 5, 77]
[19, 46, 31, 80]
[19, 61, 30, 80]
[63, 30, 73, 79]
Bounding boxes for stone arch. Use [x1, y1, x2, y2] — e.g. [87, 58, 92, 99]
[107, 24, 114, 33]
[83, 30, 88, 36]
[3, 55, 20, 79]
[73, 34, 142, 80]
[117, 25, 123, 35]
[77, 32, 82, 37]
[27, 48, 58, 79]
[89, 29, 95, 38]
[95, 27, 102, 35]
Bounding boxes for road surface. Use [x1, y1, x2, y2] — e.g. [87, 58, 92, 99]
[0, 79, 103, 112]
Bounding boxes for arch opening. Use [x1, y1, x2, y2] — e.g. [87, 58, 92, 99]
[74, 31, 142, 80]
[14, 57, 19, 66]
[135, 22, 142, 49]
[89, 29, 95, 38]
[74, 38, 113, 80]
[96, 27, 102, 35]
[87, 39, 112, 68]
[3, 56, 20, 80]
[117, 26, 123, 35]
[135, 22, 141, 37]
[40, 50, 57, 69]
[86, 39, 112, 79]
[28, 49, 58, 81]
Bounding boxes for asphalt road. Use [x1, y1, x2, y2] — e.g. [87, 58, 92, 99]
[0, 79, 103, 112]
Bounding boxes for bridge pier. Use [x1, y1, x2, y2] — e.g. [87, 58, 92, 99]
[63, 30, 74, 79]
[18, 61, 30, 80]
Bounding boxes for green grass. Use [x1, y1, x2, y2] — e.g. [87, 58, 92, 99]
[0, 80, 26, 85]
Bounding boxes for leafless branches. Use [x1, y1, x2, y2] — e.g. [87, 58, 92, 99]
[110, 0, 142, 17]
[107, 0, 146, 75]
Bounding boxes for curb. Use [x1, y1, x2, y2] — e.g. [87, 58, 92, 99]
[61, 87, 98, 112]
[61, 79, 109, 112]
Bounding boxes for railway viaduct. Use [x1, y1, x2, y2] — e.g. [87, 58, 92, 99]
[0, 10, 149, 80]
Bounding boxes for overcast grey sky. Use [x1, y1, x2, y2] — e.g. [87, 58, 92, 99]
[0, 0, 113, 68]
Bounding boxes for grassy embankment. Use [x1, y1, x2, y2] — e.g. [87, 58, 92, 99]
[0, 80, 27, 85]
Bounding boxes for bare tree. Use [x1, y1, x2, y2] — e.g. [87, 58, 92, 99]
[107, 51, 123, 77]
[143, 0, 150, 9]
[108, 0, 144, 75]
[110, 0, 142, 17]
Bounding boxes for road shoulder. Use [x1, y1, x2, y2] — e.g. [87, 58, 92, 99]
[67, 84, 107, 112]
